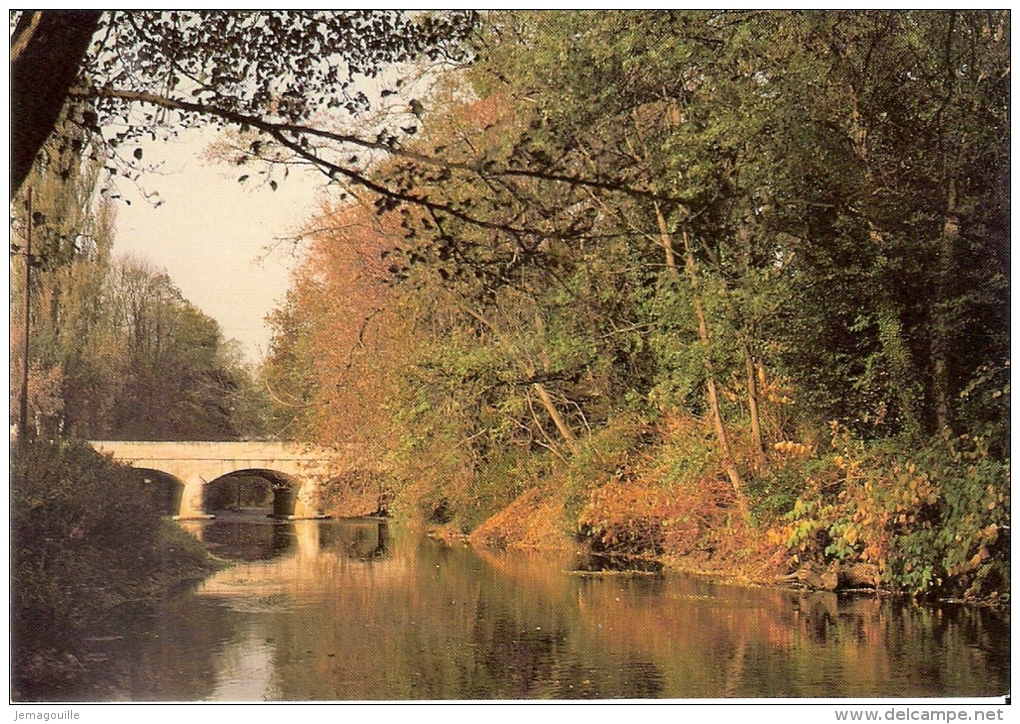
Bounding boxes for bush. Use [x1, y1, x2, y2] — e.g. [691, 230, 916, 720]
[746, 459, 818, 522]
[772, 427, 1009, 598]
[573, 414, 743, 561]
[562, 413, 654, 525]
[458, 446, 547, 532]
[11, 439, 213, 660]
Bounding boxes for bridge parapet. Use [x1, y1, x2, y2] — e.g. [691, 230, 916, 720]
[90, 440, 338, 461]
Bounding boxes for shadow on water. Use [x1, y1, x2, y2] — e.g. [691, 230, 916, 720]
[572, 551, 664, 574]
[192, 513, 392, 564]
[30, 519, 1011, 701]
[198, 511, 297, 561]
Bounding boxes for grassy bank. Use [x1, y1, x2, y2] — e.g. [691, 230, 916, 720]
[389, 414, 1009, 603]
[11, 439, 218, 699]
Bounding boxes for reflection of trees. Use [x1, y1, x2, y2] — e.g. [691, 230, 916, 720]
[257, 535, 675, 699]
[406, 543, 1008, 699]
[267, 533, 1011, 699]
[108, 523, 1009, 700]
[464, 610, 567, 698]
[569, 578, 1010, 698]
[312, 520, 392, 560]
[35, 593, 238, 701]
[335, 521, 390, 560]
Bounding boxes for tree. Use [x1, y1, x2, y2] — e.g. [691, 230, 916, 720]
[263, 201, 410, 446]
[377, 10, 1008, 508]
[451, 11, 765, 512]
[10, 117, 122, 440]
[262, 10, 1010, 569]
[10, 10, 476, 201]
[10, 134, 270, 441]
[10, 11, 102, 198]
[104, 256, 263, 440]
[742, 11, 1010, 441]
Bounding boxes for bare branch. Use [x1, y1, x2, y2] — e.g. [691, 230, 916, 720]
[71, 84, 685, 229]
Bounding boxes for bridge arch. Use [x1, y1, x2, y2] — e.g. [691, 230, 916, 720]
[131, 468, 186, 517]
[203, 469, 304, 518]
[90, 441, 339, 520]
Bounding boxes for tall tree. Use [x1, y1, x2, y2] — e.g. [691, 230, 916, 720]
[11, 137, 271, 441]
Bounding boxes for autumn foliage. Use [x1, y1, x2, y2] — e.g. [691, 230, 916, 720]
[266, 11, 1008, 600]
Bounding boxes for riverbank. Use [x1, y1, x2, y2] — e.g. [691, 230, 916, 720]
[11, 440, 219, 700]
[434, 514, 1007, 608]
[442, 489, 790, 591]
[381, 414, 1009, 606]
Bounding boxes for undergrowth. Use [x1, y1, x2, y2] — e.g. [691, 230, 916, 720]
[386, 405, 1008, 604]
[773, 424, 1009, 598]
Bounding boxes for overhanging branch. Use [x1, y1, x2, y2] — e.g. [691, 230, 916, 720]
[70, 85, 683, 224]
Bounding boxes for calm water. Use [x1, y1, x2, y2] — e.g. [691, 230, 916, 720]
[45, 515, 1010, 700]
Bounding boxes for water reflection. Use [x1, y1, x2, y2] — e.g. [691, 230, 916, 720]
[48, 519, 1011, 701]
[206, 627, 278, 701]
[185, 513, 296, 561]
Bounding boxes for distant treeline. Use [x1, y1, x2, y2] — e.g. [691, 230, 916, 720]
[10, 127, 275, 442]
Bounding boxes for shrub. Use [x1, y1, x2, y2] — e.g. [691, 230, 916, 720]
[11, 439, 213, 658]
[771, 427, 1009, 597]
[562, 413, 655, 525]
[577, 474, 738, 561]
[745, 457, 820, 522]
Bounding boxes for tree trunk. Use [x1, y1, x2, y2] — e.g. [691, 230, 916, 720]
[532, 382, 578, 454]
[684, 242, 748, 519]
[742, 341, 764, 457]
[735, 221, 764, 458]
[657, 208, 749, 521]
[11, 10, 102, 199]
[532, 312, 578, 453]
[18, 189, 34, 449]
[654, 202, 679, 276]
[931, 177, 957, 435]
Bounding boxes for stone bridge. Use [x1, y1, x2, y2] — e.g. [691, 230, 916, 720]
[89, 441, 340, 520]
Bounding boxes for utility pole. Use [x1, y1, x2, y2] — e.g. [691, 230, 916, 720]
[19, 187, 33, 451]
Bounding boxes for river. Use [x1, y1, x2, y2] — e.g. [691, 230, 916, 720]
[43, 514, 1010, 701]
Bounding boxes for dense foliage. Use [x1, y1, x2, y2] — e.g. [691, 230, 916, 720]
[267, 10, 1009, 598]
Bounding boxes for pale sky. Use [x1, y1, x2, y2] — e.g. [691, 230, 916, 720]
[108, 62, 432, 367]
[112, 129, 324, 364]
